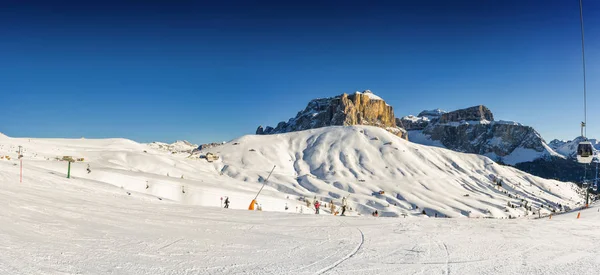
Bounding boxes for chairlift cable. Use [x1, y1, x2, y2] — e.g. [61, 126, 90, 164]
[579, 0, 588, 138]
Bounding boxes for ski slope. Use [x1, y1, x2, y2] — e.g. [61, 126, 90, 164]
[0, 161, 599, 274]
[0, 126, 584, 219]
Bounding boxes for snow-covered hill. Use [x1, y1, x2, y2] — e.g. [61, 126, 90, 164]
[147, 140, 198, 153]
[0, 126, 582, 219]
[1, 160, 599, 274]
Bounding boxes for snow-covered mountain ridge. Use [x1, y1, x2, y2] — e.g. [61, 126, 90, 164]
[399, 105, 562, 165]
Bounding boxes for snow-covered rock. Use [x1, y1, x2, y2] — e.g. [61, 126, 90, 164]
[198, 142, 226, 151]
[257, 90, 407, 139]
[400, 105, 562, 165]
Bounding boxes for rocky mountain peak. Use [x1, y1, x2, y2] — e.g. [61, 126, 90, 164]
[398, 105, 559, 165]
[257, 90, 407, 139]
[439, 105, 494, 123]
[417, 109, 447, 118]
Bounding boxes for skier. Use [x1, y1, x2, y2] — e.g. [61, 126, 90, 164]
[86, 164, 91, 174]
[330, 199, 336, 214]
[224, 197, 230, 208]
[341, 196, 348, 216]
[314, 200, 321, 214]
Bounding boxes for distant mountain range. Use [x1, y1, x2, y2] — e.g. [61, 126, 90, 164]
[398, 105, 562, 165]
[548, 137, 600, 159]
[255, 90, 597, 183]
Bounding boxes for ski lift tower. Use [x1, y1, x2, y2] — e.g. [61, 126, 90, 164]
[593, 156, 599, 191]
[584, 156, 599, 207]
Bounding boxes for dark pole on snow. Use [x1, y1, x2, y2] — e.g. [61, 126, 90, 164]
[585, 164, 590, 207]
[253, 165, 276, 201]
[67, 161, 71, 179]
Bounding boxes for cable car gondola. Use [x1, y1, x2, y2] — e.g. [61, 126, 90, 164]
[576, 0, 594, 164]
[577, 141, 594, 164]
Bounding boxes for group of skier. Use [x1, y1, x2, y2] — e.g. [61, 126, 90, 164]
[221, 195, 351, 216]
[310, 196, 348, 216]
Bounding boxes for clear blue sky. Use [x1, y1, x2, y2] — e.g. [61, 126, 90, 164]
[1, 0, 599, 144]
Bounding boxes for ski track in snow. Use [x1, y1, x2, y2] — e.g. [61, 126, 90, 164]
[0, 166, 599, 274]
[315, 223, 364, 274]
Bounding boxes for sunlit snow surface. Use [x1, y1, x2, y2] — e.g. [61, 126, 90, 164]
[0, 127, 595, 274]
[0, 163, 598, 274]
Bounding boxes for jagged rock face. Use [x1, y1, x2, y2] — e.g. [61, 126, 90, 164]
[399, 109, 446, 131]
[425, 123, 546, 157]
[439, 105, 493, 123]
[398, 116, 430, 131]
[257, 90, 407, 139]
[400, 105, 556, 164]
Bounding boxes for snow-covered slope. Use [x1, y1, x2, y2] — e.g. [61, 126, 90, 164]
[0, 126, 583, 219]
[211, 126, 581, 218]
[1, 161, 598, 274]
[147, 140, 198, 153]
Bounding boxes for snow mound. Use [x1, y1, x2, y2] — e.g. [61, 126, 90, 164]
[214, 126, 580, 218]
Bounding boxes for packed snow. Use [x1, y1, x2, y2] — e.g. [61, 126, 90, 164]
[0, 126, 582, 220]
[0, 154, 598, 274]
[0, 127, 596, 274]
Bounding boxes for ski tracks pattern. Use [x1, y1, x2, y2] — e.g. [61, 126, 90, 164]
[315, 225, 364, 274]
[442, 241, 450, 275]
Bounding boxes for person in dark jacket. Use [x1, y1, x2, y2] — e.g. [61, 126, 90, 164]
[224, 197, 230, 208]
[341, 197, 348, 216]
